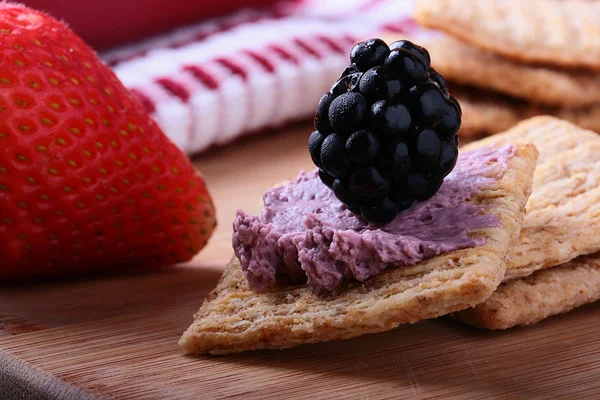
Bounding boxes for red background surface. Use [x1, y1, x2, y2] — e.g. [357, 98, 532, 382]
[18, 0, 282, 49]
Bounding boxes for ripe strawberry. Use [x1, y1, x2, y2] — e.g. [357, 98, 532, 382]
[0, 4, 216, 280]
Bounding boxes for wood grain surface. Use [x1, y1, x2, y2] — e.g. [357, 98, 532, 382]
[1, 123, 600, 399]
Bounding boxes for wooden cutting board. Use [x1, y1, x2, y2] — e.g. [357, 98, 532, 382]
[1, 123, 600, 400]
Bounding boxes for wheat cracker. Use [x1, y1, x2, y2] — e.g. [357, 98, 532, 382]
[452, 87, 600, 138]
[415, 0, 600, 70]
[179, 144, 537, 354]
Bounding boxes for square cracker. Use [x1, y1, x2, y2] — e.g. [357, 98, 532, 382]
[381, 31, 600, 107]
[452, 253, 600, 330]
[415, 0, 600, 71]
[179, 143, 537, 355]
[464, 117, 600, 281]
[449, 86, 600, 138]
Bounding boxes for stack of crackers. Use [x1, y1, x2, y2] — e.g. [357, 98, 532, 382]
[179, 116, 600, 355]
[453, 117, 600, 329]
[413, 0, 600, 138]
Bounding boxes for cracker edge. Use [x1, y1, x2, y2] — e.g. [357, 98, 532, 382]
[451, 253, 600, 330]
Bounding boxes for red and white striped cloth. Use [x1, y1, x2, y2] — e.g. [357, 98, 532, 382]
[103, 0, 415, 154]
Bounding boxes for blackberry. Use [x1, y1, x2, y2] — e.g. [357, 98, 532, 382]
[345, 130, 380, 165]
[405, 173, 429, 200]
[389, 40, 431, 66]
[384, 49, 429, 82]
[437, 139, 459, 177]
[359, 66, 401, 99]
[308, 130, 327, 167]
[319, 169, 335, 188]
[328, 92, 368, 135]
[412, 129, 441, 170]
[333, 178, 361, 211]
[378, 141, 411, 180]
[428, 67, 448, 96]
[449, 95, 462, 116]
[320, 133, 347, 177]
[349, 167, 391, 198]
[340, 64, 361, 77]
[331, 71, 362, 96]
[350, 38, 390, 72]
[370, 100, 411, 137]
[361, 198, 399, 225]
[314, 93, 334, 133]
[309, 38, 461, 225]
[410, 83, 461, 137]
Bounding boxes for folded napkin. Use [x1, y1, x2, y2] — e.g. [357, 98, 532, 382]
[103, 0, 415, 154]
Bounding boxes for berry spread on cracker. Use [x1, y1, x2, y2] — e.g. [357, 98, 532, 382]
[233, 38, 519, 293]
[0, 3, 216, 280]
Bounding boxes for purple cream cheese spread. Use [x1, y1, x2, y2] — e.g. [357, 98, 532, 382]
[233, 144, 515, 293]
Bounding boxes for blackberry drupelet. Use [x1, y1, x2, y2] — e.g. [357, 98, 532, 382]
[308, 38, 461, 225]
